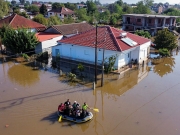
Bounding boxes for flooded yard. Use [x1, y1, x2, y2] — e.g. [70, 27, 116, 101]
[1, 52, 180, 135]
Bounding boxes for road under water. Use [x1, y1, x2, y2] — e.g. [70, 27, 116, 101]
[1, 53, 180, 135]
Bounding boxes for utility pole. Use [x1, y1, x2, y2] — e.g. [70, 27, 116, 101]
[101, 29, 107, 87]
[95, 24, 98, 84]
[101, 47, 105, 87]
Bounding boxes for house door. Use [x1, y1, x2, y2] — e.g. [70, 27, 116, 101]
[55, 49, 60, 56]
[70, 47, 76, 60]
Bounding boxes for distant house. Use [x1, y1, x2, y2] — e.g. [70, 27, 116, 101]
[35, 32, 63, 54]
[77, 4, 86, 9]
[122, 14, 180, 36]
[44, 22, 94, 38]
[47, 7, 75, 19]
[0, 14, 46, 32]
[52, 26, 151, 70]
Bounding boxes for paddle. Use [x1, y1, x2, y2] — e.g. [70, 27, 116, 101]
[91, 108, 99, 112]
[58, 115, 62, 122]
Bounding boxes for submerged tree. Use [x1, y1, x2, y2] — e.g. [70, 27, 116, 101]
[154, 29, 177, 52]
[2, 27, 39, 54]
[104, 55, 118, 74]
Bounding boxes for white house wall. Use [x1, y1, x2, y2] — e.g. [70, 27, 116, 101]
[47, 12, 64, 19]
[138, 41, 151, 64]
[35, 36, 63, 54]
[52, 41, 151, 69]
[52, 43, 122, 68]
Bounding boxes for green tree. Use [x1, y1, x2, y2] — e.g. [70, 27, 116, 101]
[99, 10, 111, 24]
[64, 16, 74, 24]
[122, 5, 133, 13]
[154, 29, 177, 52]
[0, 0, 9, 19]
[75, 8, 89, 22]
[143, 0, 154, 7]
[2, 27, 39, 54]
[104, 55, 117, 74]
[110, 15, 117, 25]
[27, 4, 39, 14]
[163, 8, 180, 23]
[116, 0, 124, 6]
[64, 2, 77, 10]
[39, 4, 47, 16]
[33, 14, 48, 25]
[52, 2, 64, 9]
[48, 15, 62, 25]
[133, 1, 151, 14]
[86, 0, 97, 14]
[134, 30, 151, 39]
[19, 12, 29, 18]
[114, 4, 123, 14]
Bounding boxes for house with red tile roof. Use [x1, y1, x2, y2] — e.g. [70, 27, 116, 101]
[52, 26, 151, 70]
[44, 22, 94, 38]
[47, 7, 75, 20]
[35, 32, 63, 54]
[0, 14, 46, 32]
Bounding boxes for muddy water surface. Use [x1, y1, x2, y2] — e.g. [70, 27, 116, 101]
[1, 54, 180, 135]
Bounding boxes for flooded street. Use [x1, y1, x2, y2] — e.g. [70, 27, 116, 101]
[1, 53, 180, 135]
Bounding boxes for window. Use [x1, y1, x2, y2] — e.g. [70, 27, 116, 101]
[149, 19, 151, 23]
[50, 13, 52, 15]
[158, 19, 161, 23]
[59, 14, 61, 16]
[55, 49, 60, 56]
[137, 19, 141, 22]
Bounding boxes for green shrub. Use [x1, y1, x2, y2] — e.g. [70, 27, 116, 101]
[68, 72, 76, 82]
[159, 48, 170, 57]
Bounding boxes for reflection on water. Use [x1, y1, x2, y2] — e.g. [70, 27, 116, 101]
[99, 64, 149, 97]
[7, 62, 40, 87]
[152, 57, 175, 77]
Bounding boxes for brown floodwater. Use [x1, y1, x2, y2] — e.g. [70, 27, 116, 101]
[1, 53, 180, 135]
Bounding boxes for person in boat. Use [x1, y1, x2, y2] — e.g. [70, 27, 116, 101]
[64, 99, 71, 107]
[58, 103, 65, 114]
[82, 102, 90, 118]
[72, 101, 77, 110]
[76, 108, 81, 118]
[64, 99, 71, 116]
[72, 101, 81, 116]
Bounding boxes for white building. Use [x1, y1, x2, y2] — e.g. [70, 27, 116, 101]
[35, 32, 63, 54]
[47, 7, 74, 19]
[52, 26, 151, 70]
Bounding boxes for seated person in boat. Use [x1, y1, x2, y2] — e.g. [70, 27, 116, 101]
[82, 102, 90, 118]
[64, 99, 71, 116]
[76, 108, 81, 118]
[58, 103, 65, 114]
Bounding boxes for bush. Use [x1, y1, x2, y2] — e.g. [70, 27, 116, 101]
[68, 72, 76, 82]
[22, 53, 29, 60]
[77, 63, 84, 72]
[159, 48, 170, 57]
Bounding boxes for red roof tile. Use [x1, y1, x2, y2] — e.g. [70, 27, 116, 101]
[0, 14, 46, 31]
[35, 32, 62, 42]
[58, 26, 150, 51]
